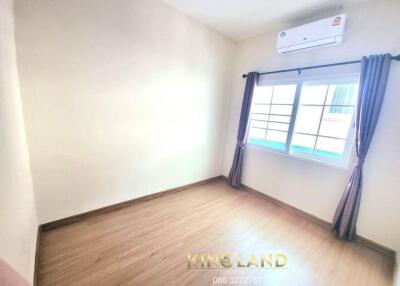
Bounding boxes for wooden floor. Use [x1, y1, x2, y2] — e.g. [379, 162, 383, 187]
[37, 179, 394, 286]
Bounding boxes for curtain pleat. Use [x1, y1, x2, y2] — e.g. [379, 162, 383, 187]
[227, 72, 258, 188]
[331, 54, 392, 239]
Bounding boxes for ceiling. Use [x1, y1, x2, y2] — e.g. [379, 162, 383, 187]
[163, 0, 376, 41]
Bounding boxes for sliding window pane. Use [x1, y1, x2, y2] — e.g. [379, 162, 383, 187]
[251, 113, 269, 121]
[253, 86, 273, 104]
[315, 137, 346, 159]
[270, 105, 292, 115]
[319, 108, 354, 139]
[250, 120, 268, 129]
[266, 130, 287, 151]
[294, 106, 323, 134]
[268, 122, 289, 132]
[251, 104, 270, 114]
[290, 133, 316, 154]
[326, 84, 358, 107]
[248, 127, 266, 146]
[272, 85, 297, 104]
[248, 83, 297, 151]
[299, 85, 327, 105]
[269, 115, 291, 123]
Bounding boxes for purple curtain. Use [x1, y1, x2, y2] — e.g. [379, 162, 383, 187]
[331, 54, 392, 239]
[227, 72, 258, 188]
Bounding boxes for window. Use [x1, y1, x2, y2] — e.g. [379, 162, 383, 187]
[248, 84, 297, 151]
[247, 76, 359, 167]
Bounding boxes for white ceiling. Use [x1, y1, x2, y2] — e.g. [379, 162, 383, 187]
[163, 0, 376, 41]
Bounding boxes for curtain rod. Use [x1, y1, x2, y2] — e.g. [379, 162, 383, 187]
[242, 54, 400, 78]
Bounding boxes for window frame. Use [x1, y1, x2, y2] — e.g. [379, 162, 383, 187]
[246, 74, 359, 168]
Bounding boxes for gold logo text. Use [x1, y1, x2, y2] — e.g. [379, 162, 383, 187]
[187, 253, 287, 269]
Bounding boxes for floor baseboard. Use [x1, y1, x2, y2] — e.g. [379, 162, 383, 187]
[40, 176, 223, 232]
[220, 176, 395, 260]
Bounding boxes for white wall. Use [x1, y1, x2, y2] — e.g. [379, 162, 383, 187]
[14, 0, 236, 223]
[223, 0, 400, 251]
[0, 0, 38, 282]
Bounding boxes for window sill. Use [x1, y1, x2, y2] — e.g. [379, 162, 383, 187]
[245, 142, 350, 171]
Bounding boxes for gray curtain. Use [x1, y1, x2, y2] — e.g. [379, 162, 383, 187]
[227, 72, 258, 188]
[331, 54, 392, 240]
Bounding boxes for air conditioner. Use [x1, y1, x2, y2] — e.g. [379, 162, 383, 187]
[277, 14, 347, 54]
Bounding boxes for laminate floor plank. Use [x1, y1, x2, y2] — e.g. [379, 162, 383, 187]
[37, 180, 394, 285]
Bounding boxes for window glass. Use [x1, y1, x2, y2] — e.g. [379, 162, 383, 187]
[319, 108, 354, 139]
[247, 84, 297, 151]
[268, 122, 289, 132]
[270, 105, 293, 115]
[272, 85, 296, 104]
[247, 77, 359, 167]
[290, 81, 358, 163]
[294, 106, 323, 134]
[252, 86, 273, 103]
[326, 83, 358, 107]
[269, 115, 291, 123]
[315, 137, 347, 159]
[291, 133, 316, 154]
[298, 85, 327, 105]
[265, 130, 287, 151]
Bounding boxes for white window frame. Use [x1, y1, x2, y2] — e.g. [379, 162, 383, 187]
[246, 74, 359, 169]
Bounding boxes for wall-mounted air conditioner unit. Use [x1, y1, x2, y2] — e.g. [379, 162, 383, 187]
[277, 14, 347, 54]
